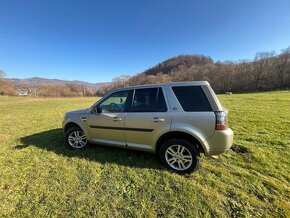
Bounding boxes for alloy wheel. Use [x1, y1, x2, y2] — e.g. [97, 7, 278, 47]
[165, 144, 193, 171]
[68, 130, 87, 149]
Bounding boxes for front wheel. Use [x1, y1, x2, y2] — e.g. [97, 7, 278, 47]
[159, 139, 200, 174]
[65, 127, 88, 149]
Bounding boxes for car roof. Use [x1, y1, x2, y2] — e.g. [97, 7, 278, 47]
[113, 81, 209, 92]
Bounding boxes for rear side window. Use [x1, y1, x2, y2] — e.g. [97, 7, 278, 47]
[172, 86, 212, 111]
[131, 88, 167, 112]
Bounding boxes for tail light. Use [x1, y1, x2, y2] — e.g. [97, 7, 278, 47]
[215, 111, 228, 130]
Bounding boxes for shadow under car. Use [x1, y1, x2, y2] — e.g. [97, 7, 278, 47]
[16, 128, 162, 170]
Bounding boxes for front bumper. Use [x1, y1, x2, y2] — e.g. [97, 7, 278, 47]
[204, 128, 234, 156]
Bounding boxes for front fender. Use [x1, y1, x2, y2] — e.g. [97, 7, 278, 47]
[62, 116, 89, 136]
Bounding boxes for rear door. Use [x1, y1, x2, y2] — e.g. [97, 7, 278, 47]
[124, 87, 172, 151]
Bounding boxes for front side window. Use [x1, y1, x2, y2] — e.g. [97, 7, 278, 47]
[131, 88, 167, 112]
[99, 90, 129, 113]
[172, 86, 212, 111]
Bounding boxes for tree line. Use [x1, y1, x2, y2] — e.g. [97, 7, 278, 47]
[0, 81, 95, 98]
[34, 83, 96, 97]
[1, 46, 290, 97]
[96, 47, 290, 95]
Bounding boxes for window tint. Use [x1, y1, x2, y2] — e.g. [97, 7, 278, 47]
[132, 88, 167, 112]
[172, 86, 212, 111]
[99, 90, 129, 113]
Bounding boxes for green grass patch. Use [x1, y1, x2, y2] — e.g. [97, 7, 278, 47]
[0, 92, 289, 217]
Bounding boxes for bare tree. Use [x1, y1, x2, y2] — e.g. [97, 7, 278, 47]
[275, 47, 290, 88]
[234, 61, 253, 91]
[0, 70, 6, 94]
[218, 61, 236, 91]
[253, 52, 275, 90]
[112, 75, 131, 87]
[0, 70, 15, 95]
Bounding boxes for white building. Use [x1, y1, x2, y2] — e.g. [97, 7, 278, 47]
[16, 89, 29, 96]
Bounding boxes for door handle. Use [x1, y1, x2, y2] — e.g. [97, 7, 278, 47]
[152, 117, 165, 122]
[113, 117, 122, 121]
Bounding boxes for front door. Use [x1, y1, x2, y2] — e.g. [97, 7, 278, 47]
[87, 90, 130, 147]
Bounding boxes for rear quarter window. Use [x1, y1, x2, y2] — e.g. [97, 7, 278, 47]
[172, 86, 212, 111]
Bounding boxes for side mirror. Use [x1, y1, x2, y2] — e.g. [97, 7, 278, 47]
[90, 106, 96, 114]
[91, 105, 102, 114]
[96, 106, 102, 113]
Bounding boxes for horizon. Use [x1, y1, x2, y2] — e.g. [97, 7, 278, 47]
[4, 50, 288, 84]
[6, 76, 107, 84]
[1, 0, 290, 83]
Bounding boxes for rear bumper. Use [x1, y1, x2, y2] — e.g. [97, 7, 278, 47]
[204, 128, 233, 156]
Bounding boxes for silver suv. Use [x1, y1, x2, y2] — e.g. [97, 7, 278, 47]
[62, 81, 233, 174]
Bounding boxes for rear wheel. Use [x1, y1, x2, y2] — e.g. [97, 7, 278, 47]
[159, 139, 200, 174]
[65, 127, 88, 149]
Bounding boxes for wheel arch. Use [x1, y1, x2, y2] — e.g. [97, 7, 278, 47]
[64, 122, 83, 133]
[155, 131, 207, 155]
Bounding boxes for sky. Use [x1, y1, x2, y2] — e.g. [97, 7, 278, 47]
[0, 0, 290, 83]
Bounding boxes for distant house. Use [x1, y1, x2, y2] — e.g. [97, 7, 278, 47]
[16, 89, 29, 96]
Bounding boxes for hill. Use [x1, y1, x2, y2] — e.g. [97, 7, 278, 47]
[96, 48, 290, 95]
[143, 55, 214, 75]
[0, 77, 108, 97]
[6, 77, 105, 89]
[1, 46, 290, 97]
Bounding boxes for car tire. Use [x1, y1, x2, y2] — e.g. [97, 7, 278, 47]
[64, 127, 88, 150]
[159, 138, 200, 174]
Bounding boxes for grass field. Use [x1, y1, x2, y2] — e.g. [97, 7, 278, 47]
[0, 91, 289, 217]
